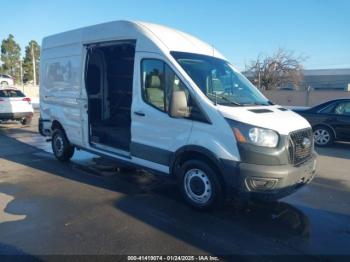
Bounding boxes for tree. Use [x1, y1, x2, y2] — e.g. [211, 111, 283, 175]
[1, 34, 21, 81]
[23, 40, 40, 85]
[245, 49, 307, 90]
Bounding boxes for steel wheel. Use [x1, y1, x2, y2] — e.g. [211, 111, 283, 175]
[51, 129, 75, 161]
[54, 135, 64, 156]
[184, 168, 212, 205]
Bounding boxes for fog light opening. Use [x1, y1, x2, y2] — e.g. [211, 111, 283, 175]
[247, 177, 279, 191]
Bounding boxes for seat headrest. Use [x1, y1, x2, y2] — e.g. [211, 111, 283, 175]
[147, 75, 161, 89]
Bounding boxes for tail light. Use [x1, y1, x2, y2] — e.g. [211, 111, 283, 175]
[23, 97, 31, 104]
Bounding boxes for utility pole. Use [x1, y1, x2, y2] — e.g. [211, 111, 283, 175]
[31, 42, 37, 86]
[19, 59, 23, 91]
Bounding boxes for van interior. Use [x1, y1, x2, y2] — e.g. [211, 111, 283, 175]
[85, 41, 135, 152]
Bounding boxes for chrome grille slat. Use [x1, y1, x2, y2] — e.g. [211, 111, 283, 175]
[288, 128, 313, 166]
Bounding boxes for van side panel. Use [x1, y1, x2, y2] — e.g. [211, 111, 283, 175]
[40, 43, 83, 145]
[188, 118, 241, 163]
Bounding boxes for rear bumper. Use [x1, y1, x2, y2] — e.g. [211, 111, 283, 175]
[0, 112, 33, 120]
[223, 153, 317, 201]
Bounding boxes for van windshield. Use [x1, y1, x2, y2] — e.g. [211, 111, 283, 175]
[171, 52, 270, 106]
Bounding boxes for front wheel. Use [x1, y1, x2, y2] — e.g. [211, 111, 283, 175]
[52, 129, 75, 161]
[179, 160, 224, 210]
[313, 126, 334, 147]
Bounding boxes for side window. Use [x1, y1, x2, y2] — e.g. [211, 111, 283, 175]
[319, 102, 337, 114]
[142, 59, 166, 111]
[164, 64, 190, 113]
[141, 59, 208, 122]
[334, 102, 350, 116]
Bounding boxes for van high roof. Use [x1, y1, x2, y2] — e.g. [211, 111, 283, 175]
[42, 20, 225, 60]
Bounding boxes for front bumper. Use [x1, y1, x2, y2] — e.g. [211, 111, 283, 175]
[223, 153, 317, 201]
[0, 112, 33, 120]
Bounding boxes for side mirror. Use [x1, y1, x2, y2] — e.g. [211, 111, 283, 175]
[170, 91, 190, 118]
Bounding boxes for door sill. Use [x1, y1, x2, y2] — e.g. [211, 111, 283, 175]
[90, 142, 131, 159]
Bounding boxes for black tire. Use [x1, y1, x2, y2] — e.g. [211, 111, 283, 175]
[179, 159, 224, 210]
[313, 126, 334, 147]
[51, 129, 75, 161]
[20, 117, 32, 126]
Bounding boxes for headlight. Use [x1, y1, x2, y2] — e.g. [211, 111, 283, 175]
[227, 119, 279, 148]
[248, 127, 279, 147]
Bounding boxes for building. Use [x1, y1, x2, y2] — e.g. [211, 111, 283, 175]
[244, 68, 350, 91]
[301, 69, 350, 90]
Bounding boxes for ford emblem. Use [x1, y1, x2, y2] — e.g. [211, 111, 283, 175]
[302, 137, 311, 148]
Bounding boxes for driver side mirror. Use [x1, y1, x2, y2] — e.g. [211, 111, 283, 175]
[170, 91, 190, 118]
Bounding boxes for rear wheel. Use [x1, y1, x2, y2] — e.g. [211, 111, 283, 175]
[179, 160, 224, 210]
[313, 126, 334, 147]
[52, 129, 75, 161]
[20, 117, 32, 126]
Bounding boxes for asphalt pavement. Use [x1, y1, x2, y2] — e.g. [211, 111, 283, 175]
[0, 113, 350, 259]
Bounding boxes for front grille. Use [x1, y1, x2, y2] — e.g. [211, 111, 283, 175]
[288, 128, 313, 166]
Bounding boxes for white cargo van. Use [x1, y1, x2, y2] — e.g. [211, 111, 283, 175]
[39, 21, 316, 209]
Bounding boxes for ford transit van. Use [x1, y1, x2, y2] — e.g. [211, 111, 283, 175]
[39, 21, 316, 209]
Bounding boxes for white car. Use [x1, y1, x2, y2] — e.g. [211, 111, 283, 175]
[0, 88, 34, 125]
[0, 74, 15, 88]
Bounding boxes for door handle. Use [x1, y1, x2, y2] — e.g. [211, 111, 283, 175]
[134, 111, 145, 117]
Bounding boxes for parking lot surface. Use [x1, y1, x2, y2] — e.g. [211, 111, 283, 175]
[0, 113, 350, 258]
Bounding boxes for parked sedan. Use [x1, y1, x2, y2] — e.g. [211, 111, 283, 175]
[293, 99, 350, 146]
[0, 88, 34, 125]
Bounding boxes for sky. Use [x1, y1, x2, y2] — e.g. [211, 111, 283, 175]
[1, 0, 349, 70]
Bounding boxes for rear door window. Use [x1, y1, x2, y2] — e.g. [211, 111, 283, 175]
[334, 102, 350, 116]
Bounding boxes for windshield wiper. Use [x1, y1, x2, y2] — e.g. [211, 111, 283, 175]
[208, 93, 242, 106]
[219, 97, 242, 106]
[241, 102, 270, 106]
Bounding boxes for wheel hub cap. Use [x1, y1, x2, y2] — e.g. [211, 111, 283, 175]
[314, 129, 330, 145]
[55, 136, 64, 155]
[184, 168, 212, 205]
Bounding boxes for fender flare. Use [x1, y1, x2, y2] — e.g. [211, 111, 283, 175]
[169, 145, 239, 189]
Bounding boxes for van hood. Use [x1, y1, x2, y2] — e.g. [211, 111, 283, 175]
[218, 105, 311, 135]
